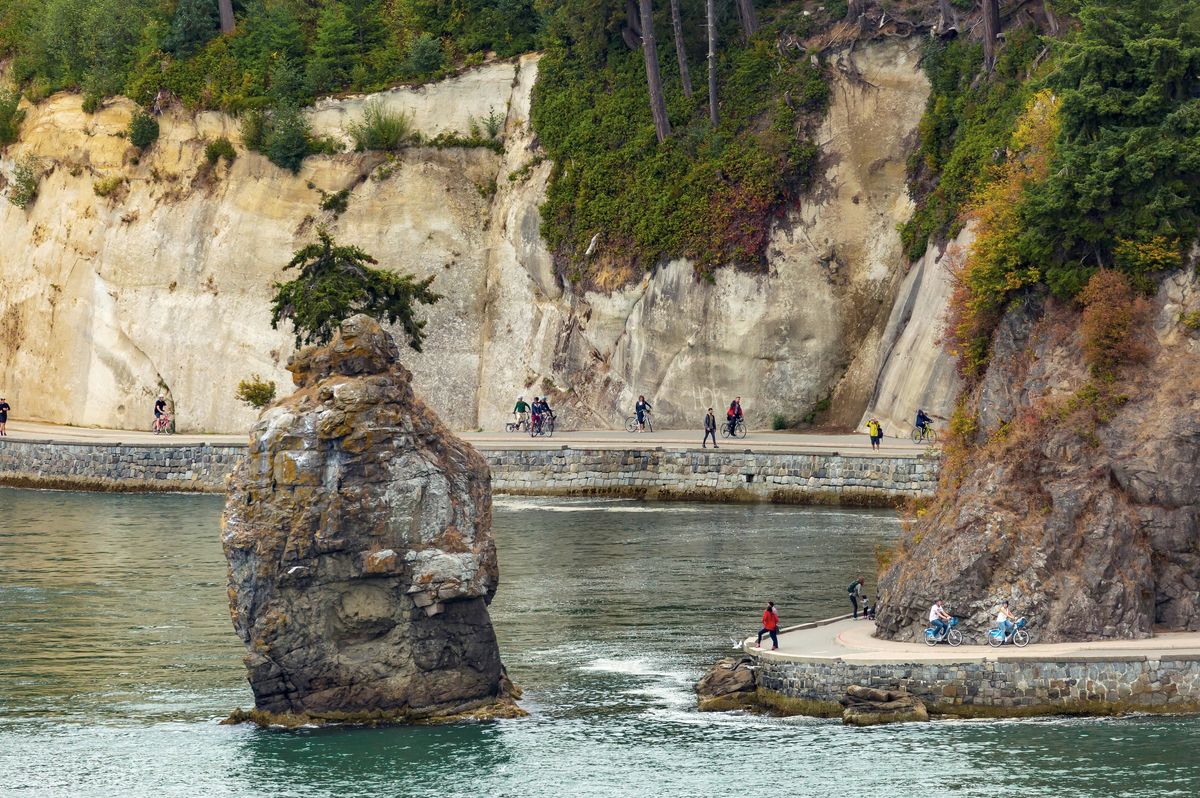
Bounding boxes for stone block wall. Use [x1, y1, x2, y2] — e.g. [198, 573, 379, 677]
[753, 654, 1200, 715]
[0, 439, 245, 492]
[0, 439, 939, 505]
[488, 448, 938, 505]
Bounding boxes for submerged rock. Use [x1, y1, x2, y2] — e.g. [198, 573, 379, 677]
[840, 685, 928, 726]
[221, 314, 521, 724]
[695, 657, 758, 711]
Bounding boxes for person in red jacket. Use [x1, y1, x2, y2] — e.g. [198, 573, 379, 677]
[755, 601, 780, 650]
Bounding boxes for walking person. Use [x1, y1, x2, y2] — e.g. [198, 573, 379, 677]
[847, 577, 865, 619]
[0, 396, 9, 436]
[755, 601, 780, 650]
[866, 417, 882, 450]
[702, 407, 718, 448]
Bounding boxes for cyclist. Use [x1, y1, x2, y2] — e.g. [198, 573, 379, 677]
[635, 395, 652, 432]
[914, 408, 932, 438]
[153, 395, 169, 433]
[994, 600, 1019, 639]
[726, 397, 743, 436]
[512, 396, 530, 431]
[0, 395, 9, 436]
[532, 396, 554, 434]
[928, 599, 951, 639]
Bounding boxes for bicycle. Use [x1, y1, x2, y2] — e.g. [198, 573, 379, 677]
[721, 417, 747, 439]
[987, 617, 1030, 648]
[505, 415, 529, 433]
[153, 414, 173, 435]
[924, 616, 962, 646]
[529, 414, 555, 438]
[910, 425, 939, 444]
[625, 412, 653, 433]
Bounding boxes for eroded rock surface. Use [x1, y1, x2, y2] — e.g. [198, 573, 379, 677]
[695, 656, 759, 711]
[840, 685, 928, 726]
[877, 270, 1200, 642]
[221, 315, 518, 722]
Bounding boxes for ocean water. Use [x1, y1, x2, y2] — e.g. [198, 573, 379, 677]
[1, 487, 1198, 797]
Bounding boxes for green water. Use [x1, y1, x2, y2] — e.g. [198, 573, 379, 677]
[1, 487, 1197, 797]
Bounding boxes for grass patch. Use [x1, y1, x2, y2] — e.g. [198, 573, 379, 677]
[347, 100, 414, 152]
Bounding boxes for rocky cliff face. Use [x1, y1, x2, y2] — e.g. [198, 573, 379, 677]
[221, 314, 518, 722]
[876, 268, 1200, 642]
[0, 42, 949, 433]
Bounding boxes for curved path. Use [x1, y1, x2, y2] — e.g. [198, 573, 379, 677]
[3, 420, 930, 456]
[748, 616, 1200, 664]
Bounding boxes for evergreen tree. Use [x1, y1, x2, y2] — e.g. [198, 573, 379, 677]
[166, 0, 219, 58]
[270, 229, 441, 349]
[308, 2, 358, 93]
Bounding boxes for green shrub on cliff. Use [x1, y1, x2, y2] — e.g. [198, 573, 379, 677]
[6, 155, 39, 208]
[270, 228, 441, 349]
[235, 375, 277, 410]
[0, 88, 25, 145]
[347, 101, 414, 152]
[127, 110, 159, 150]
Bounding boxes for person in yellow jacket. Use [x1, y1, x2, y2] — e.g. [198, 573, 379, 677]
[866, 417, 882, 450]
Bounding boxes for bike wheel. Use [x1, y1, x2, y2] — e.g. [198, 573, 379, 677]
[735, 420, 747, 439]
[924, 629, 938, 647]
[646, 417, 653, 433]
[505, 423, 516, 432]
[1013, 630, 1030, 647]
[988, 632, 1003, 648]
[720, 423, 730, 438]
[625, 417, 638, 433]
[545, 417, 555, 437]
[947, 629, 963, 647]
[925, 428, 939, 444]
[910, 428, 922, 443]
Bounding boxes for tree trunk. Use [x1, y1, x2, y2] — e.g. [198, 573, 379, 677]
[218, 0, 235, 34]
[670, 0, 693, 98]
[707, 0, 718, 126]
[640, 0, 672, 142]
[845, 0, 865, 22]
[735, 0, 759, 37]
[937, 0, 957, 30]
[982, 0, 1000, 72]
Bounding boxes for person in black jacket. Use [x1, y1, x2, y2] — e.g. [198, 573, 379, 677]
[703, 407, 718, 449]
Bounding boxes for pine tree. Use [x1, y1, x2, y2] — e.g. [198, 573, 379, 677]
[309, 2, 358, 93]
[166, 0, 219, 58]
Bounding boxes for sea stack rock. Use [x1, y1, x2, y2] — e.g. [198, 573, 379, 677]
[221, 314, 519, 724]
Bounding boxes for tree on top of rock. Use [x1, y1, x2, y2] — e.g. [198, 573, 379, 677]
[270, 229, 441, 350]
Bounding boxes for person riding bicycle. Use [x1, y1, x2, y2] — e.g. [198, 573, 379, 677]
[513, 396, 530, 430]
[915, 408, 932, 435]
[727, 397, 744, 435]
[995, 600, 1019, 638]
[928, 599, 951, 639]
[532, 396, 554, 433]
[153, 395, 169, 432]
[635, 395, 652, 432]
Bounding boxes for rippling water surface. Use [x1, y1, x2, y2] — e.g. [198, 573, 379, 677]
[1, 487, 1198, 797]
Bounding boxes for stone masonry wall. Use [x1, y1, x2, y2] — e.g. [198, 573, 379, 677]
[0, 438, 939, 504]
[488, 448, 937, 505]
[753, 654, 1200, 715]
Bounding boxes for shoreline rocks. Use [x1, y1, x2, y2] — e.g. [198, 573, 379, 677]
[840, 685, 928, 726]
[695, 657, 759, 712]
[221, 315, 522, 725]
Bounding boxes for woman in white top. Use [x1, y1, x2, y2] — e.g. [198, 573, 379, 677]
[995, 600, 1018, 637]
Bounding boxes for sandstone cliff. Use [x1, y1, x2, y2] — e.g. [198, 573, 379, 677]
[221, 314, 518, 722]
[876, 268, 1200, 641]
[0, 42, 951, 433]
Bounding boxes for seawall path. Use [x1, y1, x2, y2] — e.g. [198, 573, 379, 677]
[738, 617, 1200, 717]
[0, 421, 939, 505]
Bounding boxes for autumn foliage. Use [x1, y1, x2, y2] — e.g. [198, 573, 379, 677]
[945, 90, 1061, 379]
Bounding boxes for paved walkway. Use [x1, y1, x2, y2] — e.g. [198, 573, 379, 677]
[3, 420, 930, 456]
[747, 617, 1200, 664]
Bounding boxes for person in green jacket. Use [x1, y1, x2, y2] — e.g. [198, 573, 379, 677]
[512, 396, 530, 431]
